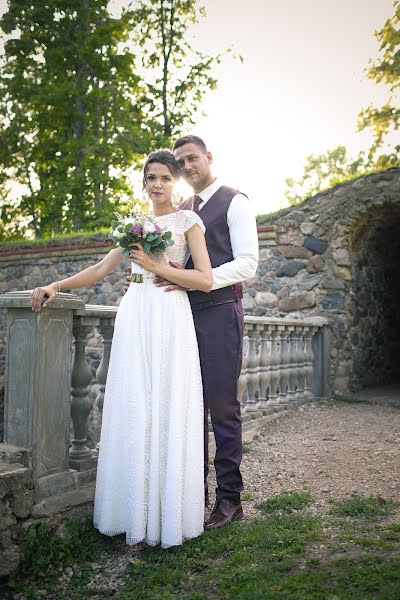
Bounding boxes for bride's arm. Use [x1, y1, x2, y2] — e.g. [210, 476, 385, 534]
[129, 224, 213, 292]
[31, 248, 124, 311]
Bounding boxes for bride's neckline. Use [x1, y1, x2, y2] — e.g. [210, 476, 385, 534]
[153, 210, 180, 218]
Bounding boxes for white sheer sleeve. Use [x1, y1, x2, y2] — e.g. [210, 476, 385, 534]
[180, 210, 206, 234]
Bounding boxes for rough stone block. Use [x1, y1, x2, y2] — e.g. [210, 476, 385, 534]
[333, 248, 351, 267]
[300, 222, 316, 235]
[337, 267, 353, 281]
[255, 292, 277, 306]
[301, 274, 322, 291]
[278, 292, 316, 312]
[276, 229, 304, 246]
[306, 255, 325, 273]
[303, 236, 328, 254]
[322, 278, 345, 290]
[276, 260, 306, 278]
[277, 246, 312, 259]
[320, 292, 346, 310]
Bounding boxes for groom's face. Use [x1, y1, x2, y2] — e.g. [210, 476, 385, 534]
[173, 143, 213, 193]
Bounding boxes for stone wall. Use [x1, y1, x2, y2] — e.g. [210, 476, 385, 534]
[245, 167, 400, 394]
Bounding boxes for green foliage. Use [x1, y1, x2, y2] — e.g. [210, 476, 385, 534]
[0, 0, 149, 238]
[9, 517, 123, 595]
[330, 495, 399, 520]
[0, 228, 109, 250]
[242, 441, 251, 454]
[0, 0, 222, 240]
[7, 493, 400, 599]
[256, 206, 294, 225]
[258, 491, 313, 514]
[358, 0, 400, 166]
[130, 0, 223, 145]
[284, 145, 373, 205]
[118, 513, 321, 599]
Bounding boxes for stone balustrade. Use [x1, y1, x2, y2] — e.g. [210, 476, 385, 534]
[0, 291, 330, 509]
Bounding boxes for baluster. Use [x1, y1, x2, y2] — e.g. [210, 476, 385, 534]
[267, 326, 282, 410]
[279, 327, 290, 405]
[303, 326, 316, 398]
[244, 324, 259, 413]
[287, 328, 297, 402]
[238, 335, 249, 410]
[295, 328, 305, 403]
[95, 317, 115, 449]
[257, 324, 271, 412]
[70, 318, 95, 469]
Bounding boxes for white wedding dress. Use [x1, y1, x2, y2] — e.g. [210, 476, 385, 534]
[93, 210, 205, 548]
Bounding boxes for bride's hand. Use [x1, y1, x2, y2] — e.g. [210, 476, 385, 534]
[30, 284, 58, 312]
[129, 244, 157, 273]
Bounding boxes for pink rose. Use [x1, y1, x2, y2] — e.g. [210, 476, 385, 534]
[143, 221, 157, 234]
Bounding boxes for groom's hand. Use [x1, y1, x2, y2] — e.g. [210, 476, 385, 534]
[154, 261, 188, 292]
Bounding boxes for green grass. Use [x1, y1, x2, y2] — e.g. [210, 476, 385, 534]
[242, 442, 251, 454]
[9, 517, 124, 597]
[257, 491, 313, 514]
[7, 492, 400, 600]
[0, 228, 110, 250]
[330, 495, 399, 520]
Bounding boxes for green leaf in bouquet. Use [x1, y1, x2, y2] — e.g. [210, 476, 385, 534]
[124, 222, 133, 232]
[122, 248, 130, 257]
[145, 233, 158, 242]
[119, 240, 130, 250]
[150, 237, 163, 246]
[143, 242, 151, 254]
[163, 231, 172, 239]
[111, 220, 119, 229]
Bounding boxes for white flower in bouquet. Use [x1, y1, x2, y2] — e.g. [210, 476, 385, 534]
[143, 220, 157, 234]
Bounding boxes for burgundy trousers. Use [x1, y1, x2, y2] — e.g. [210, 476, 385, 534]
[191, 300, 244, 505]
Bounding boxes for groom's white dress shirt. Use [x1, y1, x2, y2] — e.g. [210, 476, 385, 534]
[195, 179, 259, 291]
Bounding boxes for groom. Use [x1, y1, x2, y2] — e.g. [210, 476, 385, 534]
[158, 135, 259, 529]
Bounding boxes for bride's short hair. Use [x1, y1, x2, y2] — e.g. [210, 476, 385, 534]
[143, 149, 181, 187]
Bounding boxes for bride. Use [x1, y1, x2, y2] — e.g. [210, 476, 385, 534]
[30, 149, 212, 549]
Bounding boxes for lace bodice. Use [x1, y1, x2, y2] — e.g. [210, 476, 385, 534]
[131, 210, 205, 275]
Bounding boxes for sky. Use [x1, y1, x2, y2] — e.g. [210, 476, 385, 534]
[0, 0, 396, 215]
[185, 0, 396, 214]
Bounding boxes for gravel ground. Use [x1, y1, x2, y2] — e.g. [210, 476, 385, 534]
[11, 396, 400, 599]
[238, 398, 400, 520]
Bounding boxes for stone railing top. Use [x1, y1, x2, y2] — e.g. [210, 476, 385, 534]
[0, 290, 85, 309]
[74, 304, 118, 318]
[244, 315, 329, 328]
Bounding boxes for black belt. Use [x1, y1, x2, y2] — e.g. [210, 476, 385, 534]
[191, 298, 237, 312]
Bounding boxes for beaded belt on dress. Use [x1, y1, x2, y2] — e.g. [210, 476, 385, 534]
[131, 271, 155, 283]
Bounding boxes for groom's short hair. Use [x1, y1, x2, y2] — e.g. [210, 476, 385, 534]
[173, 135, 208, 153]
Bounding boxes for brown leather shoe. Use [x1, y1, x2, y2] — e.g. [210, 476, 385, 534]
[204, 498, 243, 530]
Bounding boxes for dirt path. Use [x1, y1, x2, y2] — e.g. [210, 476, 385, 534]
[232, 397, 400, 520]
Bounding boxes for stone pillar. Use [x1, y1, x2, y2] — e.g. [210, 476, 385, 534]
[308, 317, 331, 398]
[0, 291, 85, 499]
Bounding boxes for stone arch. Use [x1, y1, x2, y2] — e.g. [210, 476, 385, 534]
[250, 167, 400, 395]
[350, 203, 400, 388]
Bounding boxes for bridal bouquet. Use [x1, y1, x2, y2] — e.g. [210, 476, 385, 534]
[109, 211, 174, 283]
[109, 211, 174, 257]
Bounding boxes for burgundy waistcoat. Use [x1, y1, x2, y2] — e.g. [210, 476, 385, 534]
[181, 185, 243, 308]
